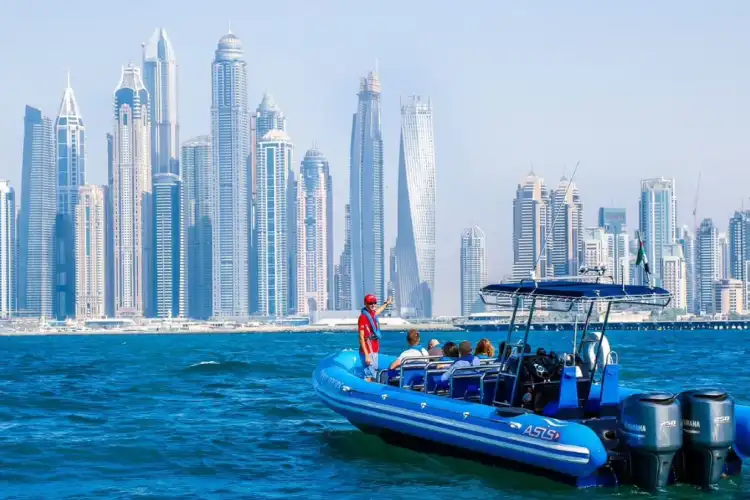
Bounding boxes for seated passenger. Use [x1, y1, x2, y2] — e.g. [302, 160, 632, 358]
[440, 341, 458, 359]
[440, 341, 481, 381]
[427, 338, 443, 357]
[474, 338, 495, 359]
[388, 329, 429, 370]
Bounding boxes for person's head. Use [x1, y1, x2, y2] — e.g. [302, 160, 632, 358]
[364, 294, 377, 311]
[475, 338, 495, 357]
[458, 341, 473, 357]
[406, 329, 420, 346]
[443, 341, 459, 358]
[428, 338, 440, 349]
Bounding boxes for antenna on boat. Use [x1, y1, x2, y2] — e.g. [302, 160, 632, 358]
[531, 160, 581, 280]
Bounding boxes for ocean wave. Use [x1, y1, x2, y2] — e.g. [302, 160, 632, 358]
[183, 360, 252, 374]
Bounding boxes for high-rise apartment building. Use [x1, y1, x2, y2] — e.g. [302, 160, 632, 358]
[348, 69, 384, 308]
[54, 76, 86, 319]
[143, 28, 179, 176]
[18, 106, 56, 318]
[512, 172, 549, 280]
[75, 185, 105, 319]
[639, 177, 677, 287]
[182, 136, 213, 319]
[460, 226, 487, 316]
[211, 31, 249, 318]
[0, 181, 15, 318]
[296, 148, 333, 316]
[256, 130, 293, 316]
[112, 64, 152, 317]
[696, 218, 719, 314]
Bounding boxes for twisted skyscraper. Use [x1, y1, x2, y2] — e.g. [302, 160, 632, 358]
[211, 31, 249, 317]
[348, 70, 384, 307]
[394, 95, 436, 318]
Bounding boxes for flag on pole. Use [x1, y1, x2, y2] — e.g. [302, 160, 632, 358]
[635, 231, 651, 285]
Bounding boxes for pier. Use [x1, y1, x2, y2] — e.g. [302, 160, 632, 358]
[460, 320, 750, 332]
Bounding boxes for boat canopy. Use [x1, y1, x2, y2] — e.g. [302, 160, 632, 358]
[480, 279, 672, 308]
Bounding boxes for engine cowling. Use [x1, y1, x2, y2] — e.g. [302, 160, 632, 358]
[618, 392, 682, 491]
[674, 389, 735, 488]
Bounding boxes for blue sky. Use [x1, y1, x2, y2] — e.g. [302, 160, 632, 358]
[1, 1, 749, 316]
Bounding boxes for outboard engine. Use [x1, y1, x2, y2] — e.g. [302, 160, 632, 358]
[618, 392, 682, 491]
[674, 389, 735, 488]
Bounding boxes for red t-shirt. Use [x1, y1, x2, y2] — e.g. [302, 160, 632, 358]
[358, 310, 380, 354]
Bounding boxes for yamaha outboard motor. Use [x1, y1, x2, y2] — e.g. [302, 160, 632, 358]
[618, 392, 682, 491]
[675, 389, 735, 488]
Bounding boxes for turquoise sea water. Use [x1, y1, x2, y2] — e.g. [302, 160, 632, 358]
[0, 329, 747, 499]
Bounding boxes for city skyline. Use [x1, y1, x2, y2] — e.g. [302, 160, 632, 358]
[3, 2, 750, 316]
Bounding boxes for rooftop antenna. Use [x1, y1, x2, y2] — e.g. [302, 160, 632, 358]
[228, 20, 232, 34]
[66, 68, 71, 89]
[531, 160, 581, 280]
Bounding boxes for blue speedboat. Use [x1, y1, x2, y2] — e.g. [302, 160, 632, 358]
[313, 275, 750, 491]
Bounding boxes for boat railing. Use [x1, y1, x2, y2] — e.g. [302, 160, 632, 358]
[449, 364, 504, 402]
[397, 356, 448, 389]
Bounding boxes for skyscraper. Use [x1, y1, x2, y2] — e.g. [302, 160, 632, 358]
[337, 204, 352, 311]
[182, 136, 213, 319]
[349, 69, 384, 307]
[256, 130, 293, 316]
[153, 173, 185, 318]
[581, 227, 611, 275]
[718, 233, 730, 280]
[250, 94, 285, 314]
[105, 134, 115, 317]
[662, 243, 687, 310]
[512, 172, 549, 280]
[598, 207, 629, 284]
[696, 218, 719, 314]
[728, 210, 749, 282]
[143, 28, 179, 176]
[296, 148, 333, 316]
[678, 226, 697, 313]
[75, 185, 105, 319]
[211, 31, 249, 318]
[549, 177, 583, 277]
[598, 208, 626, 234]
[460, 226, 487, 317]
[394, 95, 436, 318]
[18, 106, 56, 318]
[639, 177, 677, 287]
[54, 76, 86, 319]
[0, 180, 15, 318]
[112, 64, 152, 317]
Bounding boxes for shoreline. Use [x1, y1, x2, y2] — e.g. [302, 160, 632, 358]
[0, 323, 464, 336]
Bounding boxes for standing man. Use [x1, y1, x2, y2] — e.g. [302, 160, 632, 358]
[358, 294, 392, 381]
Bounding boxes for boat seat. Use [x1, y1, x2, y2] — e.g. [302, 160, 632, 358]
[399, 363, 429, 390]
[542, 365, 584, 419]
[450, 370, 482, 401]
[425, 369, 450, 394]
[598, 363, 620, 417]
[481, 373, 498, 405]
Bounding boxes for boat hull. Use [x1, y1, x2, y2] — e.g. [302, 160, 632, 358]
[313, 349, 750, 487]
[313, 350, 609, 480]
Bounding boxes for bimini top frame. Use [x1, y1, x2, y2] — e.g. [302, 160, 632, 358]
[479, 276, 672, 311]
[480, 275, 672, 408]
